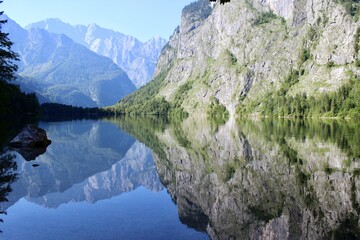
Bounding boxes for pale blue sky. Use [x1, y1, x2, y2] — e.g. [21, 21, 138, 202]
[2, 0, 195, 42]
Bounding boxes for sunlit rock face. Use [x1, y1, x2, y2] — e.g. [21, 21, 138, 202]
[260, 0, 294, 20]
[140, 117, 360, 239]
[152, 0, 359, 116]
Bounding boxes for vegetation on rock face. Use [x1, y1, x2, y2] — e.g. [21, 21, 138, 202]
[110, 70, 171, 115]
[237, 18, 360, 119]
[253, 11, 279, 25]
[355, 27, 360, 66]
[336, 0, 360, 20]
[0, 5, 40, 119]
[109, 69, 188, 117]
[237, 71, 360, 118]
[207, 97, 229, 121]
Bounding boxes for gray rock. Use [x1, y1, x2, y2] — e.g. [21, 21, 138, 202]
[9, 124, 51, 160]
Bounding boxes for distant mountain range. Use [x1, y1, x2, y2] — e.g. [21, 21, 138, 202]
[3, 15, 137, 107]
[27, 18, 167, 88]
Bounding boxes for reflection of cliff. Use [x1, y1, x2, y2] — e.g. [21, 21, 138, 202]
[120, 116, 360, 239]
[26, 141, 163, 208]
[3, 120, 137, 209]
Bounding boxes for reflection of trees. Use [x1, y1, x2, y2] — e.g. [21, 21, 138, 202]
[0, 152, 18, 231]
[239, 118, 360, 159]
[107, 116, 169, 160]
[119, 116, 360, 239]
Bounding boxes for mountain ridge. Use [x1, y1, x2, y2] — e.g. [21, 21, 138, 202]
[27, 18, 167, 88]
[2, 15, 136, 107]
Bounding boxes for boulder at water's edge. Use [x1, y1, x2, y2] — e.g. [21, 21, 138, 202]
[9, 124, 51, 160]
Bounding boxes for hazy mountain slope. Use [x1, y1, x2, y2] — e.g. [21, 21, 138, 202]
[113, 0, 360, 117]
[3, 16, 136, 107]
[27, 19, 167, 88]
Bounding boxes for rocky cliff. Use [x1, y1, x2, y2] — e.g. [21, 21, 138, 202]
[117, 0, 360, 116]
[27, 19, 167, 88]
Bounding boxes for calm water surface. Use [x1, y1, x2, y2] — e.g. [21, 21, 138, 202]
[0, 117, 359, 239]
[0, 120, 207, 240]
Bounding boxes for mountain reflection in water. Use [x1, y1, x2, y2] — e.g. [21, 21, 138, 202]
[0, 119, 207, 240]
[0, 117, 359, 239]
[117, 116, 360, 240]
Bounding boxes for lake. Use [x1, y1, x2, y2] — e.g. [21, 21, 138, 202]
[0, 116, 359, 239]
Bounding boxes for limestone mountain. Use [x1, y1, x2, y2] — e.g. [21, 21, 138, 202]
[2, 16, 136, 107]
[27, 19, 167, 88]
[113, 0, 360, 117]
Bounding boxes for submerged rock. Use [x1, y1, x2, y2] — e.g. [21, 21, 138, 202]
[9, 124, 51, 160]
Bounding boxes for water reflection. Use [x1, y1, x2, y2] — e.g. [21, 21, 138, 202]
[0, 153, 17, 232]
[0, 119, 207, 240]
[3, 120, 164, 208]
[118, 116, 360, 239]
[27, 141, 163, 208]
[1, 116, 359, 239]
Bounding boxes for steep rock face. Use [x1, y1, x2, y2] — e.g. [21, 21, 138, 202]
[3, 16, 136, 107]
[27, 19, 167, 88]
[152, 0, 359, 115]
[260, 0, 294, 19]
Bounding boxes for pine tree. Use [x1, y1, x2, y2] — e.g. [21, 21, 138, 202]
[0, 2, 19, 82]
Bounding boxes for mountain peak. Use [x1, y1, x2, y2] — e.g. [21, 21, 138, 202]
[87, 22, 100, 30]
[26, 18, 167, 88]
[26, 18, 71, 30]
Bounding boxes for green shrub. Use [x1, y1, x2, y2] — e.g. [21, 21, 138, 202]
[326, 61, 335, 68]
[173, 81, 193, 110]
[336, 0, 360, 20]
[300, 49, 311, 64]
[355, 59, 360, 67]
[354, 27, 360, 59]
[225, 49, 237, 65]
[254, 11, 278, 25]
[207, 97, 229, 117]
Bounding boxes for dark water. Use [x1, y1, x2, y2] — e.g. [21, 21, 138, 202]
[0, 117, 359, 239]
